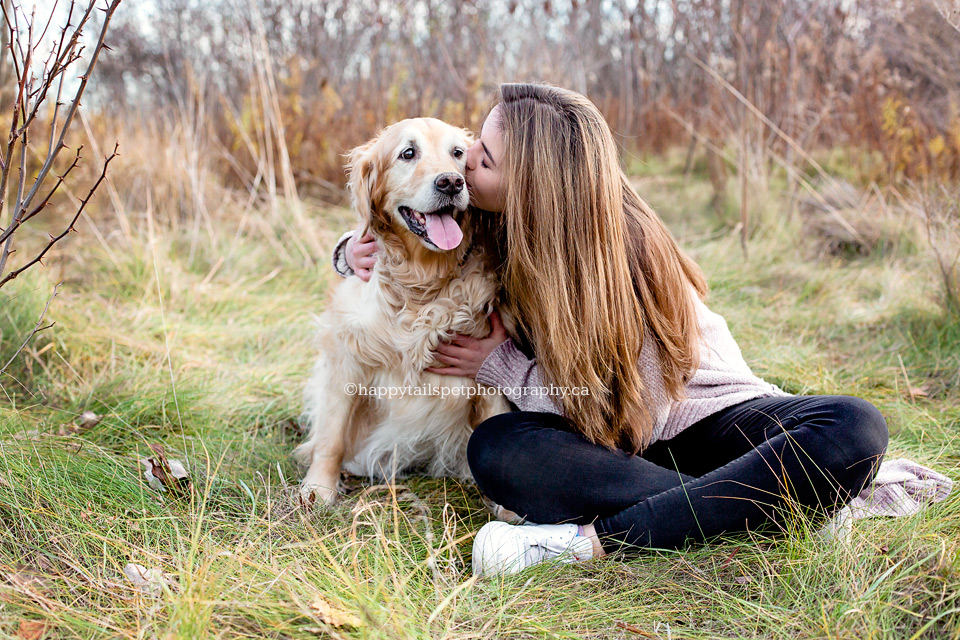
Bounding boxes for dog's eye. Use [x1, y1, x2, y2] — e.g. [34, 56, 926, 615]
[399, 147, 416, 160]
[452, 148, 464, 159]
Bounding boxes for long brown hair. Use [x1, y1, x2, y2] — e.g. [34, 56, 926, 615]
[492, 83, 708, 453]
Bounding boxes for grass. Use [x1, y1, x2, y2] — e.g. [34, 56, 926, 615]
[1, 162, 958, 639]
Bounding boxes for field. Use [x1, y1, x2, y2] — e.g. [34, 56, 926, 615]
[1, 148, 958, 639]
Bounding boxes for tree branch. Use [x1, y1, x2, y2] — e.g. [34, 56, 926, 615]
[0, 144, 118, 289]
[0, 0, 122, 290]
[15, 0, 122, 222]
[0, 146, 82, 245]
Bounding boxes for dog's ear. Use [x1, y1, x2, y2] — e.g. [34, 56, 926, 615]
[345, 137, 380, 234]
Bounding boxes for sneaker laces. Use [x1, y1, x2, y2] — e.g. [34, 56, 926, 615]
[519, 529, 589, 565]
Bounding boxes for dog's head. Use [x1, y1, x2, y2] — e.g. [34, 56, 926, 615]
[347, 118, 474, 254]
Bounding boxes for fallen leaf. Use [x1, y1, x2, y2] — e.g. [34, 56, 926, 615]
[122, 563, 170, 596]
[907, 386, 929, 399]
[16, 620, 49, 640]
[615, 621, 656, 637]
[140, 444, 191, 495]
[59, 410, 103, 436]
[79, 411, 102, 429]
[310, 596, 363, 628]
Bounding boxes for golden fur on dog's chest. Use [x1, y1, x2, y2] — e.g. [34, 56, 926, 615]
[327, 257, 498, 373]
[299, 258, 507, 489]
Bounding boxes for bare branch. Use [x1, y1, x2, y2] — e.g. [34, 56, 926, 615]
[17, 0, 121, 220]
[0, 147, 82, 246]
[0, 94, 28, 278]
[35, 0, 62, 47]
[0, 0, 122, 291]
[0, 144, 118, 289]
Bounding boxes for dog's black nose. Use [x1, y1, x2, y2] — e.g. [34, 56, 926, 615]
[434, 172, 464, 195]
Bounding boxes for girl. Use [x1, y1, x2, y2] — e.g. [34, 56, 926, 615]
[334, 83, 888, 577]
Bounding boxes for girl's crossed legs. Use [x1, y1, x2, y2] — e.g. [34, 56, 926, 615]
[467, 395, 888, 553]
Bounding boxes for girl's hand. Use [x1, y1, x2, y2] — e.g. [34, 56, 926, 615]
[346, 229, 379, 281]
[427, 310, 508, 379]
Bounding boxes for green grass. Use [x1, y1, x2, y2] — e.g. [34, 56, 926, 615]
[1, 167, 958, 639]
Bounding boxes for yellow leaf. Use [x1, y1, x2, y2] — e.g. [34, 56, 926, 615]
[310, 596, 363, 628]
[929, 135, 946, 157]
[322, 84, 344, 113]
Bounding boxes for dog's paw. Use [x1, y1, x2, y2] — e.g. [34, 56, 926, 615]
[492, 504, 523, 524]
[480, 495, 523, 523]
[297, 482, 338, 508]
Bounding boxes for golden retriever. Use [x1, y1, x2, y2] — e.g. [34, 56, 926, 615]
[294, 118, 511, 505]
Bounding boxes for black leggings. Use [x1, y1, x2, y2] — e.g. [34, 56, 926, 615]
[467, 395, 888, 554]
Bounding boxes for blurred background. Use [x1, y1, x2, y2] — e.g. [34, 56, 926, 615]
[92, 0, 960, 188]
[88, 4, 957, 176]
[75, 0, 960, 307]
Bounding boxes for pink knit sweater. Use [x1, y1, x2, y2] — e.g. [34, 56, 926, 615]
[474, 294, 790, 444]
[332, 231, 790, 445]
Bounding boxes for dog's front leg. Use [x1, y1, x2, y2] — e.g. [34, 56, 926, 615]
[295, 360, 354, 506]
[298, 431, 346, 506]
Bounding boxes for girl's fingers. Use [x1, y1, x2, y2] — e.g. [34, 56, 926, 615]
[436, 342, 472, 357]
[426, 366, 466, 377]
[487, 311, 507, 340]
[449, 334, 478, 347]
[356, 255, 377, 269]
[357, 240, 378, 256]
[432, 352, 461, 366]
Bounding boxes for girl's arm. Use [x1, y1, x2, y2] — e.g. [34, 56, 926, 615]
[475, 339, 564, 415]
[331, 229, 379, 280]
[428, 311, 565, 414]
[332, 230, 355, 278]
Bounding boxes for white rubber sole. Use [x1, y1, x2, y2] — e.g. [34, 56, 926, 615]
[472, 521, 527, 577]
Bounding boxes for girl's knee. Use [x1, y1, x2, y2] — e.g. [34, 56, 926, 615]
[827, 396, 889, 462]
[467, 413, 515, 481]
[468, 411, 567, 506]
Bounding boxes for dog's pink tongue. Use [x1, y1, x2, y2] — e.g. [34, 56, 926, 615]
[423, 212, 463, 250]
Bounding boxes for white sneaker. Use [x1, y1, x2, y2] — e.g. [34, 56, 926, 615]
[816, 506, 853, 543]
[472, 521, 594, 577]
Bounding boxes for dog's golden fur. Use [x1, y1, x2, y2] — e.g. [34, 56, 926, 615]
[294, 118, 511, 505]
